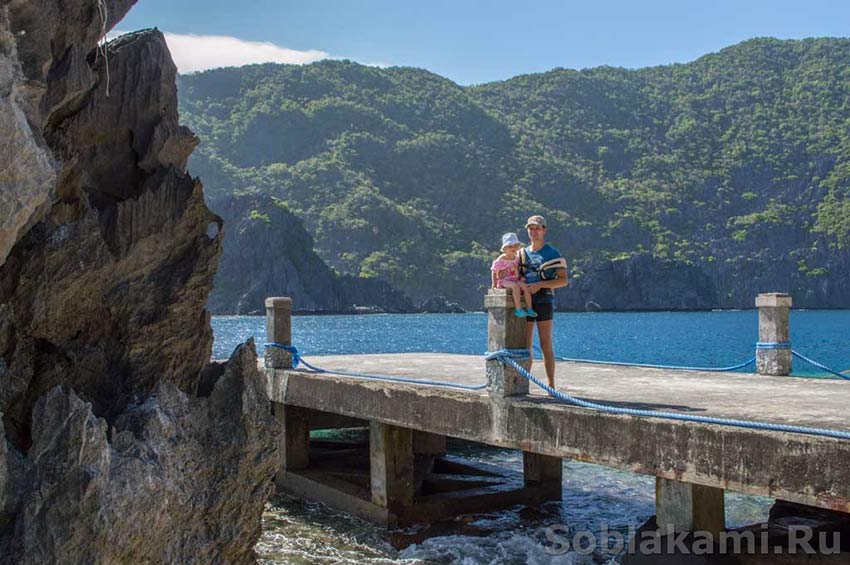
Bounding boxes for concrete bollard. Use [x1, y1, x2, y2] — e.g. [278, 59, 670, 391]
[485, 289, 530, 396]
[265, 297, 294, 369]
[756, 293, 792, 376]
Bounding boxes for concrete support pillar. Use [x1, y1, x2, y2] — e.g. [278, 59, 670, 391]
[656, 477, 725, 539]
[273, 403, 310, 489]
[523, 451, 563, 500]
[413, 431, 447, 456]
[265, 297, 293, 369]
[485, 289, 530, 397]
[370, 421, 414, 510]
[756, 293, 792, 376]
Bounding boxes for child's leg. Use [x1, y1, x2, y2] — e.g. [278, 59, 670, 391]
[517, 281, 534, 310]
[501, 281, 523, 310]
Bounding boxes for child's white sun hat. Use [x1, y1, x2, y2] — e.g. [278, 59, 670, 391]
[500, 232, 522, 251]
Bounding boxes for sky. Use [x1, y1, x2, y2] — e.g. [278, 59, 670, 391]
[116, 0, 850, 85]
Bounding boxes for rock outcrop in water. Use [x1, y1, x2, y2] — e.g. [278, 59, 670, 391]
[0, 1, 278, 561]
[207, 193, 413, 314]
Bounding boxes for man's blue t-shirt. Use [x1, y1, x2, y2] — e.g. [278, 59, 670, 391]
[522, 244, 564, 303]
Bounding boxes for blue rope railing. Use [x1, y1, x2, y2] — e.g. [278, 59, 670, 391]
[265, 342, 850, 439]
[792, 350, 850, 380]
[533, 344, 756, 372]
[264, 343, 488, 391]
[532, 342, 849, 380]
[487, 349, 850, 441]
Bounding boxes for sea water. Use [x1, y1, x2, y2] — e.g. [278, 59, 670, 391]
[210, 310, 850, 564]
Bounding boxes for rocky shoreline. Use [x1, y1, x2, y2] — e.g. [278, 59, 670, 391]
[0, 3, 277, 562]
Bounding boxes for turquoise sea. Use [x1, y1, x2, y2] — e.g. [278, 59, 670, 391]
[211, 310, 850, 564]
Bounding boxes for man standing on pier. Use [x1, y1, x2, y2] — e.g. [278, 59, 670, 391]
[522, 215, 568, 391]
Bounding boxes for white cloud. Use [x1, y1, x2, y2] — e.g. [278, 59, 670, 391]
[163, 32, 329, 73]
[107, 30, 330, 73]
[106, 31, 395, 74]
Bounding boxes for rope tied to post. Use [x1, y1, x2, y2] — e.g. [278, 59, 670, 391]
[485, 350, 850, 441]
[484, 348, 530, 361]
[265, 342, 302, 367]
[755, 341, 792, 350]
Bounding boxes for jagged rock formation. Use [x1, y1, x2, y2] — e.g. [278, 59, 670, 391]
[0, 2, 278, 561]
[208, 193, 414, 314]
[0, 341, 277, 564]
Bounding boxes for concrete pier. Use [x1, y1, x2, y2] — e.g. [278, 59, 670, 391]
[264, 294, 850, 532]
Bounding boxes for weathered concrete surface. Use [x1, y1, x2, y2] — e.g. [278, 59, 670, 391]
[485, 289, 530, 396]
[756, 293, 792, 376]
[267, 353, 850, 513]
[272, 402, 309, 489]
[656, 477, 725, 539]
[370, 422, 414, 511]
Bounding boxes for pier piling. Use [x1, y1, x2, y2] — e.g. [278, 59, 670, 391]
[756, 292, 792, 376]
[370, 422, 415, 512]
[484, 289, 530, 396]
[265, 297, 293, 369]
[655, 477, 725, 539]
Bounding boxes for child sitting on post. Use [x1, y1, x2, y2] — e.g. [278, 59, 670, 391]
[491, 232, 537, 318]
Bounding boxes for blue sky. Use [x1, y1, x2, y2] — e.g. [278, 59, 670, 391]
[117, 0, 849, 84]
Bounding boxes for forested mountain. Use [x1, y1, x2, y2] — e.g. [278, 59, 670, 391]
[181, 37, 850, 312]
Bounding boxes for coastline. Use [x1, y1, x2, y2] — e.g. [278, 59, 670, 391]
[212, 306, 850, 317]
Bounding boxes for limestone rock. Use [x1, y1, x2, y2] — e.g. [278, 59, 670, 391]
[1, 3, 278, 562]
[0, 340, 278, 564]
[207, 193, 413, 314]
[0, 29, 221, 450]
[0, 5, 56, 266]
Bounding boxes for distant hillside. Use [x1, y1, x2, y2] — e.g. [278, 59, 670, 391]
[180, 37, 850, 311]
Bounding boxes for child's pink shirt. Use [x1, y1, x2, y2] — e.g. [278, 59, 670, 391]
[491, 256, 521, 287]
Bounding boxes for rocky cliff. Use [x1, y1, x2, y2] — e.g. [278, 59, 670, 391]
[560, 249, 850, 312]
[0, 2, 277, 562]
[207, 193, 413, 314]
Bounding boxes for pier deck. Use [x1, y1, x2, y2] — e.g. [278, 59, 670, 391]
[267, 353, 850, 514]
[263, 292, 850, 533]
[270, 352, 850, 429]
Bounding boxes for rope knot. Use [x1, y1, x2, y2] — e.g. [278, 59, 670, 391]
[264, 342, 301, 368]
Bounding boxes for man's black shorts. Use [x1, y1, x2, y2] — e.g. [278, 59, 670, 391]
[527, 295, 554, 322]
